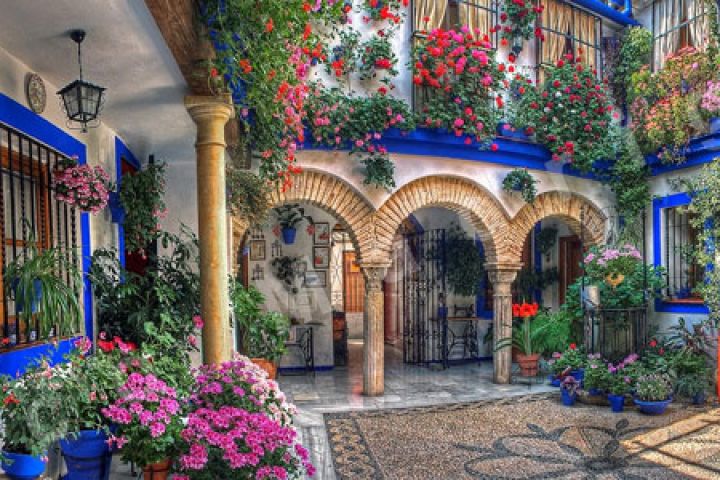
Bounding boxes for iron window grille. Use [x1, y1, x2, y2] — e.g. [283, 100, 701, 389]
[663, 205, 703, 301]
[651, 0, 711, 71]
[0, 122, 81, 351]
[536, 0, 603, 81]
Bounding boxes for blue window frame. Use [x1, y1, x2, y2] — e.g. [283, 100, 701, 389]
[652, 192, 709, 314]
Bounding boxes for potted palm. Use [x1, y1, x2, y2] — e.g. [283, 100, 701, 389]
[634, 374, 673, 415]
[274, 204, 306, 245]
[495, 302, 546, 377]
[4, 238, 82, 340]
[231, 283, 291, 379]
[1, 360, 70, 480]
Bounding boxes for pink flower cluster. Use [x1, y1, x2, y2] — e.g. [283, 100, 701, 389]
[584, 244, 641, 266]
[175, 355, 312, 479]
[53, 159, 112, 214]
[701, 81, 720, 114]
[102, 372, 179, 447]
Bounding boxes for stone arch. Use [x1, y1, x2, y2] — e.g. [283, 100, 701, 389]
[506, 191, 607, 264]
[374, 175, 511, 264]
[265, 169, 376, 263]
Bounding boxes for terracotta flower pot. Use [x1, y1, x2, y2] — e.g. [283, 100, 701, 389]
[516, 353, 540, 377]
[251, 358, 278, 379]
[143, 459, 171, 480]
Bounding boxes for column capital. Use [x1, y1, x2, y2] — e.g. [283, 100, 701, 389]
[360, 263, 389, 292]
[486, 262, 522, 288]
[185, 94, 235, 125]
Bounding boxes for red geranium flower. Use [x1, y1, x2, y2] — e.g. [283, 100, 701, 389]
[569, 343, 577, 350]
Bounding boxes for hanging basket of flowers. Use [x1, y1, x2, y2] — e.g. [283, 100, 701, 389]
[358, 33, 399, 80]
[502, 168, 537, 203]
[499, 0, 544, 54]
[362, 0, 407, 23]
[53, 156, 114, 214]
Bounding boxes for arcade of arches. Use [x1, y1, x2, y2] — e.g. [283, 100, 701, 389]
[232, 169, 608, 396]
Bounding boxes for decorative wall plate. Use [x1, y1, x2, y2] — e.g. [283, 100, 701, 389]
[25, 73, 46, 114]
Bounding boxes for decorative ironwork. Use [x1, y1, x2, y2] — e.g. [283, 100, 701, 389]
[0, 122, 80, 349]
[584, 307, 648, 362]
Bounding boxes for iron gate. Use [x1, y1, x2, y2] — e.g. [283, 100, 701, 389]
[402, 229, 448, 366]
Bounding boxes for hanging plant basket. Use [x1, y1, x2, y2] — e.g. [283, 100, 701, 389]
[502, 168, 537, 203]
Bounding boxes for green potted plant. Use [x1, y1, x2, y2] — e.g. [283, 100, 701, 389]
[634, 374, 673, 415]
[274, 204, 306, 245]
[1, 360, 71, 480]
[226, 168, 271, 228]
[445, 223, 485, 298]
[231, 283, 291, 379]
[358, 33, 398, 80]
[54, 338, 127, 480]
[549, 344, 587, 385]
[583, 355, 611, 396]
[502, 168, 537, 203]
[119, 162, 166, 252]
[671, 352, 710, 405]
[606, 369, 632, 413]
[4, 239, 82, 341]
[495, 302, 546, 376]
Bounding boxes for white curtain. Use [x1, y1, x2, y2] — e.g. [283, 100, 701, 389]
[686, 0, 711, 49]
[413, 0, 448, 31]
[654, 0, 683, 69]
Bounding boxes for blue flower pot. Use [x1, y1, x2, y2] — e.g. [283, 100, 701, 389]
[692, 391, 706, 405]
[561, 389, 577, 406]
[549, 375, 561, 387]
[570, 369, 585, 386]
[1, 451, 47, 480]
[59, 430, 112, 480]
[496, 122, 529, 140]
[108, 192, 125, 224]
[608, 394, 625, 413]
[281, 227, 297, 245]
[633, 398, 672, 415]
[588, 388, 602, 396]
[710, 117, 720, 134]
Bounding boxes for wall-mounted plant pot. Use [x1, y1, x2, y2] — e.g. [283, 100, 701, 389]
[13, 278, 42, 314]
[710, 117, 720, 134]
[108, 192, 125, 224]
[59, 430, 112, 480]
[1, 451, 47, 480]
[281, 227, 297, 245]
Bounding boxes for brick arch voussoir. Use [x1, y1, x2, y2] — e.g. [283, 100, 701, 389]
[374, 176, 510, 264]
[268, 170, 376, 263]
[505, 191, 607, 264]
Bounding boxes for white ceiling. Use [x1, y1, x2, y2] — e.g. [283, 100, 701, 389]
[0, 0, 194, 165]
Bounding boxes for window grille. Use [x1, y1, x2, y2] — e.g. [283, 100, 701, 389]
[651, 0, 711, 70]
[663, 206, 702, 300]
[0, 122, 81, 350]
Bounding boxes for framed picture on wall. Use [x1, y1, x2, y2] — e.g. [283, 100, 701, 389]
[313, 222, 330, 245]
[304, 270, 327, 288]
[313, 246, 330, 269]
[249, 240, 266, 261]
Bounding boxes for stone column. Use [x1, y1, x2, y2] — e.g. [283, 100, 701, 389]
[362, 263, 388, 396]
[185, 95, 234, 365]
[487, 263, 521, 384]
[383, 256, 397, 345]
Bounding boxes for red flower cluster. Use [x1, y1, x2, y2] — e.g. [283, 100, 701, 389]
[363, 0, 408, 23]
[512, 302, 539, 318]
[97, 335, 137, 354]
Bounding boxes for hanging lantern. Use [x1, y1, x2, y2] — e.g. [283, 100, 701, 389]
[57, 30, 106, 132]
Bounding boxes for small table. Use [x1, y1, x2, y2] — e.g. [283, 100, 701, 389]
[445, 317, 486, 362]
[282, 324, 315, 376]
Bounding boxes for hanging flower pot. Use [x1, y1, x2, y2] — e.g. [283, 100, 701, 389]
[142, 459, 172, 480]
[59, 430, 113, 480]
[281, 227, 297, 245]
[0, 451, 47, 480]
[511, 36, 523, 55]
[108, 191, 125, 224]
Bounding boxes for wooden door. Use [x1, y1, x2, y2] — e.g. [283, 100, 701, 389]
[343, 251, 364, 312]
[559, 235, 583, 305]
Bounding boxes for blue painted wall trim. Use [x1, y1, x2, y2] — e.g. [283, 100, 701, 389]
[0, 92, 93, 355]
[652, 192, 709, 314]
[0, 337, 78, 377]
[114, 137, 141, 267]
[534, 222, 543, 304]
[647, 131, 720, 176]
[569, 0, 639, 26]
[303, 127, 606, 180]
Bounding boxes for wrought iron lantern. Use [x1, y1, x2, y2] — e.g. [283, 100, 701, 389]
[57, 30, 106, 132]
